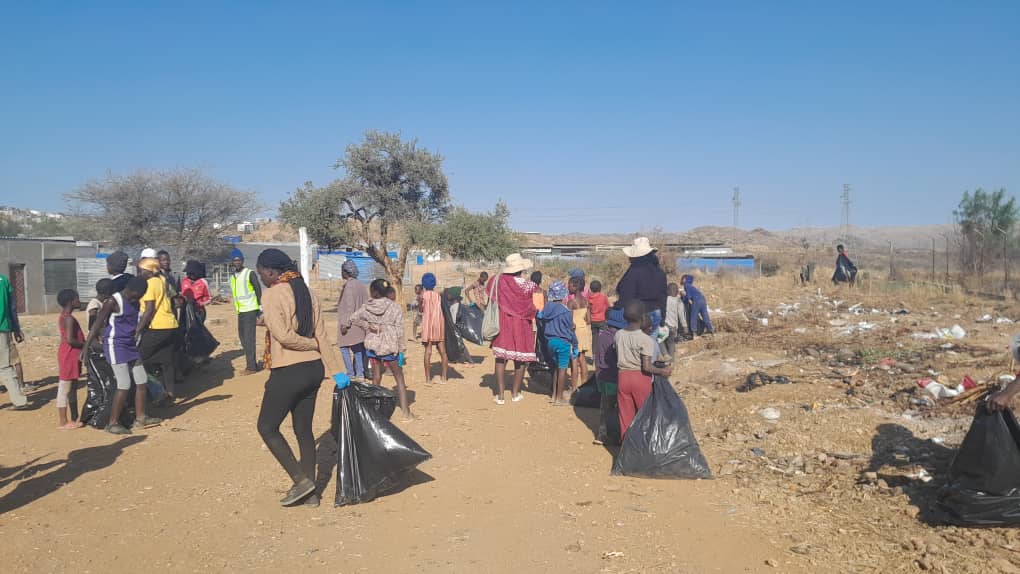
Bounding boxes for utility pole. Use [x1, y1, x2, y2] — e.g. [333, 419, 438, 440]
[931, 237, 936, 282]
[732, 187, 741, 229]
[840, 184, 852, 249]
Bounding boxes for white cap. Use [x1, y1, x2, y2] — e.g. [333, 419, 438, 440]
[140, 248, 158, 259]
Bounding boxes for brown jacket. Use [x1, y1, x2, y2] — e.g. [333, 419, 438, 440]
[262, 282, 340, 372]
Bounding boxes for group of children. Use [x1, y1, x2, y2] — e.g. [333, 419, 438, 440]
[52, 249, 216, 433]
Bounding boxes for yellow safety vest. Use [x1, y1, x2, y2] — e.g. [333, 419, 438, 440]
[230, 268, 260, 313]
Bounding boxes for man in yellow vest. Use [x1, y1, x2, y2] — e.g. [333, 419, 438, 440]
[230, 248, 262, 375]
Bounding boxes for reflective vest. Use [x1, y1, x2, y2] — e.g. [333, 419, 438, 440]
[230, 268, 260, 313]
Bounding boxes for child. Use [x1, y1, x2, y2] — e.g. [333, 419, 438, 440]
[83, 277, 162, 435]
[411, 284, 423, 341]
[664, 283, 687, 356]
[87, 278, 115, 330]
[181, 260, 211, 322]
[539, 281, 577, 405]
[681, 275, 714, 337]
[588, 280, 609, 343]
[615, 301, 672, 439]
[56, 289, 85, 429]
[349, 279, 412, 420]
[593, 306, 626, 445]
[419, 273, 448, 384]
[566, 276, 591, 386]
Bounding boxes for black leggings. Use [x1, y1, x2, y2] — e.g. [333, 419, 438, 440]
[257, 359, 325, 483]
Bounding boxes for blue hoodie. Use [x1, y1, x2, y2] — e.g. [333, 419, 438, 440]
[539, 301, 578, 347]
[682, 276, 707, 305]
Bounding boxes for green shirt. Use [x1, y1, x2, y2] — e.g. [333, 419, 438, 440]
[0, 275, 12, 332]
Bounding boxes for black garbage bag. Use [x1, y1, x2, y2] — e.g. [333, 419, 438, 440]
[181, 301, 219, 358]
[457, 305, 484, 346]
[441, 296, 471, 364]
[332, 382, 432, 506]
[81, 352, 135, 429]
[531, 324, 551, 372]
[332, 383, 398, 425]
[570, 376, 601, 408]
[940, 404, 1020, 526]
[611, 376, 713, 479]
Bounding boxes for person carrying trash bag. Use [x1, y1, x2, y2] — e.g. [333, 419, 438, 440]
[942, 333, 1020, 525]
[331, 373, 432, 506]
[255, 248, 344, 508]
[612, 302, 712, 479]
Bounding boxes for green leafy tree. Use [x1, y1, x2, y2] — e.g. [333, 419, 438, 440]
[283, 131, 449, 298]
[278, 181, 351, 251]
[954, 188, 1017, 275]
[415, 202, 517, 262]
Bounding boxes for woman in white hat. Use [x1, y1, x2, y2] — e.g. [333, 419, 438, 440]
[486, 253, 539, 404]
[615, 237, 668, 331]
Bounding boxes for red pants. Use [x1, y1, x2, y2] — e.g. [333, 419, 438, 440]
[618, 370, 652, 439]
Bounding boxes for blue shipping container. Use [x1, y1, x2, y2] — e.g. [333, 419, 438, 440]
[677, 257, 756, 273]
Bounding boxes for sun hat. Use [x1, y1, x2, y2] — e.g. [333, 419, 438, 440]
[547, 281, 568, 302]
[501, 253, 533, 274]
[622, 237, 656, 258]
[607, 307, 627, 329]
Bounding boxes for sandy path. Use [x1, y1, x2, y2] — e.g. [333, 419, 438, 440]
[0, 304, 796, 573]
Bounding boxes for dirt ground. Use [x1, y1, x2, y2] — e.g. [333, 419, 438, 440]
[4, 275, 1020, 573]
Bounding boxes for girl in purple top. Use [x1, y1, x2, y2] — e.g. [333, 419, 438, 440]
[84, 277, 161, 435]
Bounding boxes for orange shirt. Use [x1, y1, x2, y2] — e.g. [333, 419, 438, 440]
[589, 292, 610, 322]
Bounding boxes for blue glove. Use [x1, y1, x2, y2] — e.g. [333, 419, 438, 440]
[397, 352, 406, 367]
[333, 372, 351, 389]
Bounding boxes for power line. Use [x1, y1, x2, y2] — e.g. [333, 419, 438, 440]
[732, 187, 741, 229]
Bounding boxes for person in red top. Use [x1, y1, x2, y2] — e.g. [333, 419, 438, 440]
[181, 260, 212, 322]
[588, 280, 610, 346]
[56, 289, 85, 429]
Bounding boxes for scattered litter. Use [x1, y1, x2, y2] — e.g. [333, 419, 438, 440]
[1000, 374, 1017, 384]
[759, 407, 781, 421]
[759, 318, 769, 326]
[739, 372, 793, 393]
[751, 447, 766, 457]
[601, 551, 625, 560]
[893, 308, 911, 315]
[837, 322, 876, 335]
[931, 437, 945, 445]
[977, 314, 994, 323]
[916, 325, 967, 340]
[997, 317, 1015, 325]
[916, 376, 977, 399]
[910, 468, 933, 483]
[792, 327, 807, 334]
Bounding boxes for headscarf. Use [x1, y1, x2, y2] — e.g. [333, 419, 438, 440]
[138, 258, 161, 274]
[341, 259, 359, 278]
[547, 280, 568, 302]
[229, 248, 244, 261]
[257, 248, 314, 370]
[422, 272, 437, 291]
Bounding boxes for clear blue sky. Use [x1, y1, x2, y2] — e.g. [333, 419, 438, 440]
[1, 1, 1017, 233]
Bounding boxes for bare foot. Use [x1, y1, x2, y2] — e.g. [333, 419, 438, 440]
[58, 421, 84, 430]
[401, 412, 416, 422]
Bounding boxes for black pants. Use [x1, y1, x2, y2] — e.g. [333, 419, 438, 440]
[140, 328, 178, 396]
[257, 359, 324, 483]
[238, 311, 259, 371]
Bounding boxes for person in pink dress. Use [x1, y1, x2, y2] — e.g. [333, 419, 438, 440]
[419, 273, 448, 384]
[487, 253, 538, 405]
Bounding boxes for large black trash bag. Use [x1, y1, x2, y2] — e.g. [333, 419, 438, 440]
[531, 325, 551, 372]
[181, 301, 219, 358]
[331, 383, 432, 506]
[611, 376, 713, 479]
[939, 404, 1020, 526]
[570, 376, 601, 408]
[441, 296, 471, 364]
[332, 382, 398, 424]
[81, 352, 134, 429]
[457, 305, 484, 346]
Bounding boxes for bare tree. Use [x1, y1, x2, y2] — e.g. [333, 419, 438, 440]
[67, 168, 259, 259]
